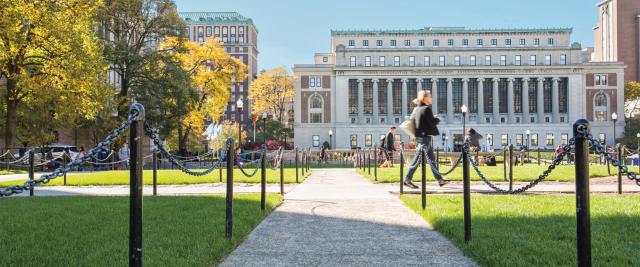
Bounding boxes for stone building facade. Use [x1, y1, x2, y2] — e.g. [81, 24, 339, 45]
[294, 27, 625, 150]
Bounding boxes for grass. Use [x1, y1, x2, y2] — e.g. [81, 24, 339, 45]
[357, 163, 617, 183]
[0, 194, 282, 266]
[0, 168, 311, 187]
[402, 194, 640, 267]
[0, 169, 26, 175]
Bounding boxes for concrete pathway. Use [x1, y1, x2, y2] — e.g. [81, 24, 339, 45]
[220, 169, 475, 267]
[7, 183, 295, 197]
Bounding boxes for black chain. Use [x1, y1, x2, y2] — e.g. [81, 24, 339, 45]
[144, 122, 232, 176]
[426, 152, 463, 176]
[465, 138, 574, 194]
[586, 135, 639, 187]
[236, 145, 264, 177]
[0, 111, 139, 197]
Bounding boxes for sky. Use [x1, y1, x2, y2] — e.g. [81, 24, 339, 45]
[175, 0, 602, 71]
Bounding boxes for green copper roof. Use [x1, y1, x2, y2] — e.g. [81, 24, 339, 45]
[179, 12, 256, 28]
[331, 27, 572, 35]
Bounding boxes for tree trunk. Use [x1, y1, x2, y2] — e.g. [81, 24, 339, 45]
[4, 78, 18, 148]
[177, 124, 188, 156]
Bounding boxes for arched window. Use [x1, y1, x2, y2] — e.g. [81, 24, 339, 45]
[308, 94, 323, 123]
[593, 92, 608, 121]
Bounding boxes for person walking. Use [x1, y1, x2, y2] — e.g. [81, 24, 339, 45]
[380, 127, 396, 168]
[119, 143, 130, 170]
[404, 90, 450, 189]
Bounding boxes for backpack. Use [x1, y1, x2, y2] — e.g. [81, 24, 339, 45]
[380, 135, 387, 149]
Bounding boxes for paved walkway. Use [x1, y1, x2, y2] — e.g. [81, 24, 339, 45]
[220, 169, 475, 267]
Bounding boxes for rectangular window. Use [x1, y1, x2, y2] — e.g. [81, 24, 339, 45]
[376, 40, 383, 47]
[392, 79, 402, 114]
[394, 56, 400, 66]
[350, 56, 357, 67]
[348, 40, 355, 47]
[310, 77, 316, 87]
[350, 135, 357, 148]
[516, 134, 523, 146]
[365, 134, 372, 147]
[312, 135, 320, 147]
[433, 39, 440, 47]
[378, 80, 388, 114]
[454, 56, 461, 66]
[409, 56, 415, 67]
[544, 79, 552, 113]
[439, 56, 445, 66]
[463, 39, 469, 46]
[476, 39, 483, 47]
[390, 40, 396, 47]
[500, 55, 507, 66]
[418, 39, 425, 47]
[448, 39, 454, 47]
[545, 55, 551, 65]
[501, 134, 508, 146]
[362, 40, 369, 47]
[404, 40, 411, 47]
[531, 134, 538, 146]
[533, 38, 540, 46]
[530, 55, 537, 65]
[515, 55, 522, 65]
[560, 54, 566, 65]
[546, 133, 554, 146]
[364, 56, 371, 67]
[519, 38, 526, 45]
[505, 39, 512, 46]
[548, 38, 555, 46]
[561, 134, 568, 145]
[469, 55, 476, 66]
[596, 74, 608, 85]
[379, 56, 385, 67]
[424, 56, 430, 66]
[529, 79, 537, 113]
[485, 55, 491, 66]
[349, 79, 358, 114]
[491, 39, 498, 46]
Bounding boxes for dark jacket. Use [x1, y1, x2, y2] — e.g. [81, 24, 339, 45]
[411, 103, 440, 144]
[386, 132, 395, 151]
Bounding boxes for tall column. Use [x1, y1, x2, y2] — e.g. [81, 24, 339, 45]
[492, 78, 500, 124]
[522, 78, 530, 123]
[477, 78, 485, 124]
[537, 77, 545, 123]
[462, 78, 469, 109]
[417, 78, 423, 91]
[552, 77, 560, 123]
[386, 79, 393, 124]
[507, 78, 515, 123]
[357, 79, 364, 124]
[446, 78, 454, 123]
[373, 79, 379, 124]
[401, 79, 408, 119]
[431, 79, 439, 115]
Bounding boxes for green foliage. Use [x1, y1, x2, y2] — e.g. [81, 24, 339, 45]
[0, 195, 282, 266]
[209, 121, 247, 150]
[619, 116, 640, 148]
[402, 195, 640, 266]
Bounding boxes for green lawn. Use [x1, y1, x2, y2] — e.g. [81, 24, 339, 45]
[0, 169, 26, 175]
[402, 194, 640, 267]
[0, 194, 282, 266]
[358, 163, 616, 183]
[0, 168, 310, 187]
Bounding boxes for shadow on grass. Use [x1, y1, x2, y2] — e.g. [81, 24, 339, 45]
[0, 195, 281, 266]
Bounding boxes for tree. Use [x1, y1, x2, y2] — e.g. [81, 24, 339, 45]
[97, 0, 184, 116]
[209, 121, 247, 150]
[624, 82, 640, 119]
[0, 0, 111, 147]
[153, 37, 247, 154]
[248, 67, 295, 123]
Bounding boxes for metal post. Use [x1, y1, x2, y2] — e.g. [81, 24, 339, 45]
[537, 148, 541, 166]
[400, 145, 404, 194]
[421, 147, 426, 209]
[463, 137, 471, 243]
[226, 140, 234, 240]
[367, 148, 371, 175]
[152, 151, 158, 196]
[261, 146, 266, 210]
[436, 148, 440, 171]
[509, 144, 514, 191]
[374, 145, 378, 181]
[616, 144, 622, 194]
[573, 119, 591, 267]
[129, 104, 144, 267]
[295, 147, 299, 183]
[301, 149, 305, 176]
[279, 149, 284, 196]
[503, 147, 507, 181]
[63, 152, 67, 186]
[29, 151, 34, 197]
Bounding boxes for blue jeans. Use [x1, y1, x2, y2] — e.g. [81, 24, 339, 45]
[405, 137, 443, 182]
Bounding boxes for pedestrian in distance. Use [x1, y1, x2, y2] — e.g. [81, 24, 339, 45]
[119, 143, 130, 170]
[403, 90, 450, 189]
[379, 127, 396, 168]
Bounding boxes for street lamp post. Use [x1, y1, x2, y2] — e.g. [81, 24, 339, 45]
[262, 112, 268, 144]
[612, 112, 618, 146]
[526, 129, 531, 163]
[236, 99, 243, 149]
[329, 130, 333, 149]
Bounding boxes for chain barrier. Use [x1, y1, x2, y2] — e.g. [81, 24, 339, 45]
[465, 138, 574, 194]
[144, 122, 231, 177]
[0, 111, 139, 197]
[236, 145, 264, 177]
[399, 146, 423, 169]
[587, 136, 639, 187]
[426, 152, 463, 176]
